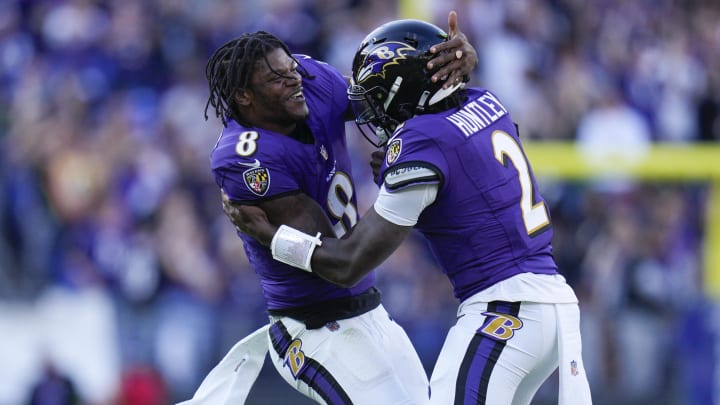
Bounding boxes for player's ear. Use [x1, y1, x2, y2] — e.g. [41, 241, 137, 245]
[235, 88, 252, 107]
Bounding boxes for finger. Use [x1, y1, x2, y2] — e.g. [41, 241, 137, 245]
[221, 192, 232, 211]
[442, 68, 465, 90]
[429, 35, 463, 56]
[427, 46, 458, 71]
[430, 49, 461, 71]
[447, 10, 458, 39]
[429, 37, 463, 56]
[431, 59, 461, 83]
[439, 73, 461, 89]
[447, 74, 462, 89]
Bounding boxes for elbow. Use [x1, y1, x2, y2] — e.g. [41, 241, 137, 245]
[311, 242, 373, 288]
[334, 261, 371, 289]
[334, 279, 358, 289]
[315, 260, 368, 289]
[334, 273, 363, 289]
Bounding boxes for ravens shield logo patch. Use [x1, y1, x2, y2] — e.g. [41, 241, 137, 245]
[243, 167, 270, 196]
[386, 138, 402, 165]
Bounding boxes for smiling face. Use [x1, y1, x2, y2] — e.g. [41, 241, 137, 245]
[238, 47, 308, 135]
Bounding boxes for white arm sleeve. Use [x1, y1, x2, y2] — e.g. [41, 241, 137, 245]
[373, 183, 439, 226]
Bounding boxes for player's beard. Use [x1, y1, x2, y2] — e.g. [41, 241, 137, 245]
[286, 96, 309, 122]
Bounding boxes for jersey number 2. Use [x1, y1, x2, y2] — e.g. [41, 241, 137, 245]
[492, 131, 550, 236]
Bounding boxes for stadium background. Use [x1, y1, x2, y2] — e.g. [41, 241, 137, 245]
[0, 0, 719, 404]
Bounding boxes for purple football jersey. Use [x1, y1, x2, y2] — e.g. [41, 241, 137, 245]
[211, 55, 374, 310]
[378, 88, 558, 301]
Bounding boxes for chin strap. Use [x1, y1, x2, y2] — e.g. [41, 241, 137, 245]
[270, 225, 322, 272]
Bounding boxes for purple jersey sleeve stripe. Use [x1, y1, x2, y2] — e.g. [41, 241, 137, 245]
[383, 161, 443, 191]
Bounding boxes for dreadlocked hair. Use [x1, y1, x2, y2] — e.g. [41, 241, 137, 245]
[204, 31, 311, 127]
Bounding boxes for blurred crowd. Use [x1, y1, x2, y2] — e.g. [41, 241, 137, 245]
[0, 0, 718, 404]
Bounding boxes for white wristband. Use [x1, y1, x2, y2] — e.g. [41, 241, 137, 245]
[270, 225, 322, 272]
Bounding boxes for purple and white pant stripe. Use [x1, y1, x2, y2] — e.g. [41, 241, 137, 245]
[269, 321, 353, 405]
[454, 301, 522, 404]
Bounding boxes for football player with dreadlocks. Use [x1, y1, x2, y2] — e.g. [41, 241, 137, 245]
[181, 12, 478, 405]
[225, 19, 593, 405]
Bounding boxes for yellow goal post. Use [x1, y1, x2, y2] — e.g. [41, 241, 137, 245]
[523, 142, 720, 299]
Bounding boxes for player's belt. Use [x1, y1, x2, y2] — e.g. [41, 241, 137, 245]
[268, 287, 382, 329]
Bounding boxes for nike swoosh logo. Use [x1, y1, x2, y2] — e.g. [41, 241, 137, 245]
[236, 158, 261, 168]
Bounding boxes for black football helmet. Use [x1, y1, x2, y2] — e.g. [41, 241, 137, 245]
[348, 19, 464, 147]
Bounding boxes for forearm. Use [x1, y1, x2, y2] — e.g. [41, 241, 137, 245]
[270, 208, 411, 288]
[236, 193, 334, 247]
[269, 225, 377, 288]
[310, 237, 382, 288]
[263, 194, 335, 237]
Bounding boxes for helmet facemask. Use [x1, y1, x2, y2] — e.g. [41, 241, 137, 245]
[348, 77, 407, 147]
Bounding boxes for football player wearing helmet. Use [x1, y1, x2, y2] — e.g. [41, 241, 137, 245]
[225, 19, 593, 405]
[182, 12, 478, 405]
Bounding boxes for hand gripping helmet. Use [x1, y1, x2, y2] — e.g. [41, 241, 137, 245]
[348, 19, 464, 147]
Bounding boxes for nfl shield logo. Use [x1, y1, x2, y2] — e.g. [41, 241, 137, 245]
[243, 167, 270, 196]
[386, 138, 402, 165]
[570, 360, 579, 376]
